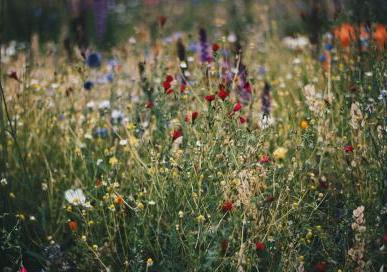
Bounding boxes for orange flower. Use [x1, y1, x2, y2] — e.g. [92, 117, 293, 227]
[68, 220, 78, 231]
[335, 23, 355, 48]
[115, 195, 124, 205]
[374, 24, 387, 49]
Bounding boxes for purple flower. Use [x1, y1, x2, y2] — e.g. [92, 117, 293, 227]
[199, 28, 211, 63]
[261, 81, 271, 116]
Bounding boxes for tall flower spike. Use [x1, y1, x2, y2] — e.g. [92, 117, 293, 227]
[177, 38, 189, 83]
[199, 28, 210, 63]
[237, 63, 252, 105]
[177, 38, 186, 62]
[261, 81, 271, 117]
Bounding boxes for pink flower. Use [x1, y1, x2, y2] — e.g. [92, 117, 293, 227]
[20, 267, 27, 272]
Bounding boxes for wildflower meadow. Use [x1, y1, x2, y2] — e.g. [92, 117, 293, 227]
[0, 0, 386, 271]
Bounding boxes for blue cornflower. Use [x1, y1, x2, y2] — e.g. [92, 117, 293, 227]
[84, 81, 94, 90]
[86, 53, 101, 68]
[94, 127, 109, 138]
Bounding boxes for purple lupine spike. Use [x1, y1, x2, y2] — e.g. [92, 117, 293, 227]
[93, 0, 109, 41]
[261, 81, 271, 116]
[221, 50, 233, 87]
[237, 62, 252, 105]
[199, 28, 211, 63]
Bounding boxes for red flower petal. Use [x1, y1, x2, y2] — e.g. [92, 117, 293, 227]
[145, 101, 154, 108]
[255, 242, 265, 251]
[344, 145, 353, 153]
[166, 75, 174, 82]
[221, 201, 233, 212]
[192, 111, 199, 121]
[313, 261, 327, 272]
[239, 116, 247, 124]
[259, 155, 270, 163]
[171, 130, 183, 141]
[233, 102, 242, 112]
[163, 81, 171, 90]
[205, 95, 216, 102]
[212, 43, 220, 52]
[218, 89, 229, 101]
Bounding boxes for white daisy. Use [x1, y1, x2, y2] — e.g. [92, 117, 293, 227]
[64, 188, 86, 206]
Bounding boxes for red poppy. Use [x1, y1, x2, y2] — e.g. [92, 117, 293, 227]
[8, 71, 19, 81]
[165, 75, 174, 82]
[171, 130, 183, 141]
[68, 220, 78, 231]
[233, 102, 242, 112]
[205, 95, 216, 102]
[265, 195, 275, 202]
[313, 261, 327, 272]
[239, 116, 247, 124]
[255, 242, 265, 251]
[221, 239, 229, 252]
[180, 84, 186, 93]
[192, 111, 199, 121]
[145, 100, 154, 109]
[259, 155, 270, 164]
[343, 145, 353, 153]
[374, 24, 387, 49]
[319, 181, 329, 189]
[95, 178, 102, 187]
[334, 23, 355, 48]
[166, 89, 174, 94]
[244, 82, 252, 93]
[184, 112, 198, 123]
[115, 195, 124, 205]
[163, 81, 171, 90]
[218, 88, 229, 101]
[222, 201, 233, 212]
[158, 15, 167, 27]
[212, 43, 220, 52]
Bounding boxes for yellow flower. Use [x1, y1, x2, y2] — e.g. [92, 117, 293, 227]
[300, 120, 309, 129]
[137, 202, 144, 210]
[109, 156, 118, 166]
[196, 214, 205, 223]
[127, 123, 136, 131]
[273, 147, 288, 160]
[16, 213, 25, 220]
[129, 135, 138, 146]
[146, 258, 154, 267]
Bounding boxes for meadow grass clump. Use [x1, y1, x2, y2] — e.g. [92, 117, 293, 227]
[0, 2, 387, 271]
